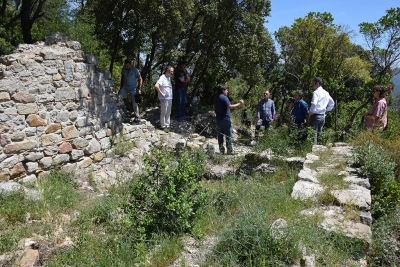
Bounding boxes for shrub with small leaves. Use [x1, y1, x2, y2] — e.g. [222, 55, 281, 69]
[124, 147, 209, 238]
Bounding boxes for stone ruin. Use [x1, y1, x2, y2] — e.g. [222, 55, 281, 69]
[0, 33, 124, 183]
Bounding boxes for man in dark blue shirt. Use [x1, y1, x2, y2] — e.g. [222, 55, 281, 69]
[291, 90, 309, 142]
[213, 85, 244, 154]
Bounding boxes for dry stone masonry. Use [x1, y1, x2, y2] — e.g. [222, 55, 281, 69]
[0, 33, 124, 183]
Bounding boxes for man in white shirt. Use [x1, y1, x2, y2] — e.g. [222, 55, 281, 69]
[308, 77, 334, 144]
[155, 66, 174, 130]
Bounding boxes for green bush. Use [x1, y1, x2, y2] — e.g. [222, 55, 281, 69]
[354, 140, 400, 218]
[124, 147, 209, 238]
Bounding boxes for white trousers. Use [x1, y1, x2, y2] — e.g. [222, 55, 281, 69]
[160, 99, 172, 127]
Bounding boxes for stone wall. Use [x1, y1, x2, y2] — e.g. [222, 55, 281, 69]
[0, 37, 123, 182]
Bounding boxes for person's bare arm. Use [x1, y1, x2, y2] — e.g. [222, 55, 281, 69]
[228, 99, 244, 110]
[137, 76, 143, 94]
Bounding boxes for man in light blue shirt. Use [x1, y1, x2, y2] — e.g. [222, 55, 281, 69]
[119, 59, 143, 122]
[308, 77, 334, 144]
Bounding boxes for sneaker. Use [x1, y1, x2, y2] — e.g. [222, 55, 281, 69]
[133, 118, 140, 123]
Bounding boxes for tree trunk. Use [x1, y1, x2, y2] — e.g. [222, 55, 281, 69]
[1, 0, 7, 16]
[20, 0, 33, 44]
[20, 0, 46, 44]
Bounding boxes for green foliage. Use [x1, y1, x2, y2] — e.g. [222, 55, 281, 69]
[354, 140, 400, 218]
[110, 133, 135, 156]
[359, 7, 400, 83]
[124, 147, 209, 237]
[0, 191, 30, 225]
[0, 170, 79, 226]
[0, 37, 13, 55]
[31, 0, 72, 41]
[255, 127, 291, 156]
[148, 236, 183, 267]
[40, 170, 80, 213]
[212, 214, 299, 266]
[368, 215, 400, 267]
[254, 126, 312, 157]
[45, 231, 143, 267]
[0, 170, 80, 256]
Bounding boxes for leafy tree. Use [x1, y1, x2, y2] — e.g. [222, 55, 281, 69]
[359, 7, 400, 82]
[274, 12, 372, 130]
[347, 7, 400, 129]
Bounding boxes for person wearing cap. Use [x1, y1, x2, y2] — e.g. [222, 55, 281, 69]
[119, 59, 143, 122]
[155, 66, 174, 131]
[308, 77, 334, 144]
[213, 85, 244, 155]
[174, 60, 191, 120]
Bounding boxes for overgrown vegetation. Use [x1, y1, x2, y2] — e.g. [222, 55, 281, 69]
[0, 170, 80, 254]
[349, 112, 400, 266]
[1, 109, 400, 266]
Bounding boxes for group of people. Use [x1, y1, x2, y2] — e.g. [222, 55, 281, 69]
[118, 59, 190, 128]
[119, 59, 389, 154]
[214, 76, 388, 154]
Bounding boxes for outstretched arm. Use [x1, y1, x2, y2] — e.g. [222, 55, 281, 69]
[228, 99, 244, 110]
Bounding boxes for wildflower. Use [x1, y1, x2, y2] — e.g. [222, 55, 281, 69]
[388, 85, 393, 93]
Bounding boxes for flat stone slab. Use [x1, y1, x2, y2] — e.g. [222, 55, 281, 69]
[343, 176, 370, 189]
[330, 147, 353, 157]
[291, 180, 324, 200]
[297, 169, 319, 184]
[306, 153, 320, 161]
[301, 206, 371, 243]
[331, 189, 371, 210]
[312, 145, 328, 153]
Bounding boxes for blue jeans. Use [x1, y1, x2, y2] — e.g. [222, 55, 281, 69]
[309, 114, 325, 144]
[175, 89, 187, 119]
[216, 119, 232, 153]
